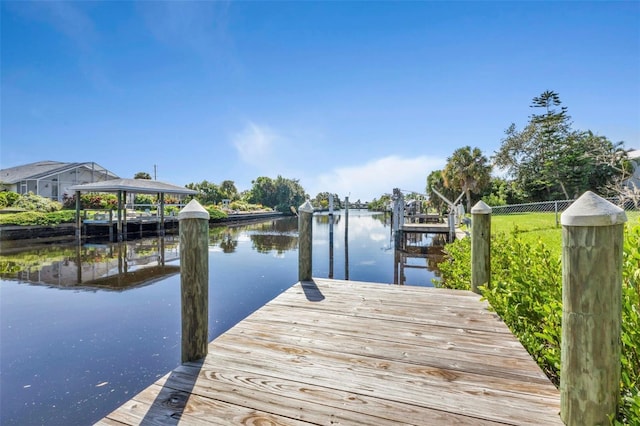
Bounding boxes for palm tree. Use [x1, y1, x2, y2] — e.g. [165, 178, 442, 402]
[442, 146, 492, 212]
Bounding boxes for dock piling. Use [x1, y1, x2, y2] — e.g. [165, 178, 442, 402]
[560, 191, 626, 425]
[391, 189, 404, 249]
[328, 195, 334, 279]
[178, 199, 210, 363]
[344, 196, 349, 280]
[298, 200, 314, 281]
[75, 190, 81, 240]
[471, 200, 491, 294]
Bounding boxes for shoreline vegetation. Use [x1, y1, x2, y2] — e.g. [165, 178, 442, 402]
[436, 214, 640, 424]
[0, 210, 285, 242]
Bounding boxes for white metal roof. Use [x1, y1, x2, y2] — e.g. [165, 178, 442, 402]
[69, 178, 197, 195]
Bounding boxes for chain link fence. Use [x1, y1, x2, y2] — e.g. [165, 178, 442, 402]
[491, 197, 639, 226]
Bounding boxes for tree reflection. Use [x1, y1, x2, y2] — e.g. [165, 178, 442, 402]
[219, 233, 238, 253]
[0, 237, 180, 289]
[208, 218, 298, 254]
[250, 234, 298, 254]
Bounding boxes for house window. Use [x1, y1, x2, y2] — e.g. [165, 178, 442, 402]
[52, 178, 58, 199]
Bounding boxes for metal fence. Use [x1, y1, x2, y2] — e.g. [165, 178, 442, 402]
[490, 197, 639, 226]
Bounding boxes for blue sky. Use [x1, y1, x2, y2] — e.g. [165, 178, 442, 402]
[2, 1, 639, 201]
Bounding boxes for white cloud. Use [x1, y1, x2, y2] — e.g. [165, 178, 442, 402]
[232, 122, 278, 167]
[311, 155, 446, 201]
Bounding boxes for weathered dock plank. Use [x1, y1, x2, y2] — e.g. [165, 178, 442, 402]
[99, 278, 562, 425]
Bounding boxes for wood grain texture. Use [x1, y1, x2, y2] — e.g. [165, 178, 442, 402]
[298, 210, 312, 282]
[100, 279, 562, 425]
[179, 217, 209, 363]
[471, 212, 491, 294]
[560, 224, 623, 425]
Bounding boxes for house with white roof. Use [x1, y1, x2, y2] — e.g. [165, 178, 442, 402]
[626, 149, 640, 189]
[0, 161, 119, 203]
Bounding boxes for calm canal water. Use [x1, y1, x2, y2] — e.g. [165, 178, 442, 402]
[0, 210, 444, 425]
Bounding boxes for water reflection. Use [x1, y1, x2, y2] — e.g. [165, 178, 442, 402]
[315, 210, 445, 286]
[0, 237, 179, 290]
[393, 233, 447, 285]
[0, 213, 446, 289]
[208, 218, 298, 254]
[0, 213, 448, 425]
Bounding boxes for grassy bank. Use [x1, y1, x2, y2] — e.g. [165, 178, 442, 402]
[491, 211, 640, 258]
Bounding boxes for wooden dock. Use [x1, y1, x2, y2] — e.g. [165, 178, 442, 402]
[400, 221, 468, 245]
[97, 279, 561, 425]
[401, 222, 450, 233]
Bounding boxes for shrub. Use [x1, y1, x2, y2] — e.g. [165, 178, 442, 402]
[435, 223, 640, 423]
[204, 205, 228, 221]
[46, 210, 76, 224]
[0, 210, 75, 226]
[13, 192, 62, 212]
[134, 194, 155, 206]
[620, 221, 640, 425]
[0, 191, 21, 208]
[80, 193, 118, 209]
[229, 200, 268, 212]
[63, 193, 118, 210]
[165, 206, 180, 216]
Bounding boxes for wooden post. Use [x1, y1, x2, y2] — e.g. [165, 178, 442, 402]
[156, 193, 161, 235]
[160, 192, 165, 237]
[344, 196, 349, 280]
[560, 191, 626, 425]
[109, 210, 114, 242]
[75, 190, 81, 240]
[328, 195, 334, 279]
[178, 199, 210, 363]
[117, 190, 123, 242]
[448, 210, 455, 242]
[298, 200, 314, 282]
[392, 189, 404, 249]
[471, 200, 491, 294]
[122, 191, 128, 241]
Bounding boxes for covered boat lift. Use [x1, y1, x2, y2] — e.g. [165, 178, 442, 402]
[69, 179, 197, 241]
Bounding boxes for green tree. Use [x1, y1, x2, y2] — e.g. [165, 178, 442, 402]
[442, 146, 492, 212]
[480, 177, 527, 206]
[494, 91, 628, 201]
[248, 176, 306, 213]
[186, 180, 223, 205]
[368, 193, 391, 211]
[312, 192, 342, 210]
[247, 177, 277, 207]
[134, 172, 152, 179]
[219, 180, 238, 201]
[426, 170, 456, 214]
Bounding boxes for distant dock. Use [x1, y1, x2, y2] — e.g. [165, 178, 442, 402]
[97, 278, 561, 425]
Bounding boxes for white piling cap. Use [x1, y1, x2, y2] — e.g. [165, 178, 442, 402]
[471, 200, 492, 214]
[298, 199, 314, 213]
[178, 199, 210, 221]
[561, 191, 627, 226]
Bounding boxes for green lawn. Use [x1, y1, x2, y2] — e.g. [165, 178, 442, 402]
[491, 212, 562, 256]
[489, 211, 640, 258]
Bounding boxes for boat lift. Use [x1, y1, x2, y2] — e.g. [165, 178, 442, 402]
[430, 188, 466, 241]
